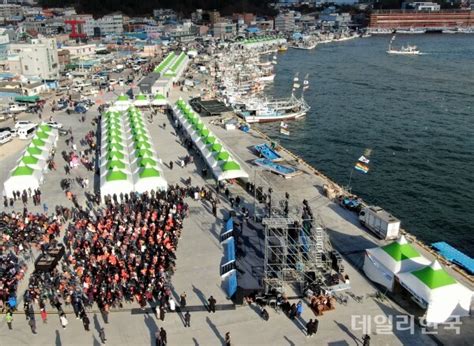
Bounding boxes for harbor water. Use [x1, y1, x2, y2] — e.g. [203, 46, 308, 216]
[261, 34, 474, 257]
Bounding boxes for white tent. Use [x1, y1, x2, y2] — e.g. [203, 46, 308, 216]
[397, 261, 473, 324]
[100, 168, 134, 201]
[152, 94, 167, 106]
[363, 236, 431, 291]
[133, 166, 167, 193]
[3, 165, 43, 198]
[17, 155, 47, 172]
[133, 94, 150, 107]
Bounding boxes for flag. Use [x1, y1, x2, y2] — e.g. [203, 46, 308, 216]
[358, 155, 370, 164]
[354, 162, 369, 174]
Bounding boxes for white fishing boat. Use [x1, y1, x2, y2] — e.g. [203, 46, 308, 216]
[386, 35, 420, 55]
[396, 28, 426, 34]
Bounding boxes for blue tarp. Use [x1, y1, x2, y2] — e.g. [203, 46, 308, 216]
[222, 269, 238, 298]
[223, 237, 236, 263]
[432, 242, 474, 274]
[246, 27, 260, 33]
[226, 218, 233, 232]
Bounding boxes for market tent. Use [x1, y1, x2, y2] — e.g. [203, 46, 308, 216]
[396, 261, 472, 324]
[216, 160, 249, 181]
[363, 236, 431, 291]
[3, 165, 43, 198]
[114, 94, 132, 111]
[133, 93, 150, 107]
[100, 168, 134, 201]
[152, 94, 167, 106]
[18, 155, 47, 171]
[15, 95, 40, 103]
[134, 167, 167, 193]
[25, 145, 49, 160]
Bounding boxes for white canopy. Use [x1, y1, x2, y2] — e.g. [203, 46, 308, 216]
[397, 261, 473, 324]
[100, 169, 134, 201]
[3, 166, 43, 198]
[363, 235, 431, 291]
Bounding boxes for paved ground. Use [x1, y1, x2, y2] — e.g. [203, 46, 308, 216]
[0, 81, 470, 345]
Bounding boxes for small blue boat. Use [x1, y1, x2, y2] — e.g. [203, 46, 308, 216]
[254, 143, 283, 162]
[254, 158, 300, 178]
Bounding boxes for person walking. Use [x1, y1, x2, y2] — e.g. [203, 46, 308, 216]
[208, 296, 216, 313]
[99, 327, 107, 344]
[296, 300, 303, 318]
[312, 318, 319, 336]
[59, 312, 68, 329]
[169, 161, 173, 170]
[225, 332, 231, 346]
[155, 331, 161, 346]
[306, 319, 314, 337]
[159, 305, 166, 321]
[5, 311, 13, 330]
[168, 298, 176, 312]
[28, 316, 37, 334]
[180, 292, 187, 309]
[159, 327, 167, 346]
[184, 311, 191, 328]
[362, 334, 371, 346]
[40, 308, 47, 324]
[82, 314, 90, 331]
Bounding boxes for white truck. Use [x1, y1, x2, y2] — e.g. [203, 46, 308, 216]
[359, 206, 400, 240]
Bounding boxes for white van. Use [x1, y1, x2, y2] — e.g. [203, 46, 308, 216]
[17, 124, 37, 140]
[0, 131, 12, 144]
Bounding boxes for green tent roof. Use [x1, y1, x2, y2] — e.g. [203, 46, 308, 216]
[139, 167, 161, 178]
[136, 94, 147, 100]
[35, 131, 49, 139]
[21, 156, 39, 165]
[12, 165, 34, 176]
[106, 143, 124, 151]
[107, 160, 126, 169]
[39, 124, 52, 132]
[137, 149, 154, 157]
[106, 170, 127, 181]
[154, 94, 166, 100]
[138, 158, 157, 167]
[211, 143, 222, 153]
[411, 266, 457, 289]
[135, 141, 152, 149]
[216, 151, 230, 161]
[107, 151, 125, 159]
[382, 242, 421, 262]
[117, 94, 129, 101]
[32, 138, 46, 147]
[196, 123, 204, 131]
[106, 135, 122, 143]
[134, 134, 149, 142]
[200, 129, 209, 137]
[205, 136, 216, 145]
[27, 146, 42, 155]
[222, 161, 241, 171]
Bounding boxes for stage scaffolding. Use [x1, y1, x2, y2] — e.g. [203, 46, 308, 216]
[262, 216, 332, 295]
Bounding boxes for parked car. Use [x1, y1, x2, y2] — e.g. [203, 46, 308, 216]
[0, 130, 13, 144]
[66, 105, 87, 114]
[44, 121, 63, 129]
[15, 120, 35, 129]
[9, 103, 28, 113]
[55, 102, 68, 111]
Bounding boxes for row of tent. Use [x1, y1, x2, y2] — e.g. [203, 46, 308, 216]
[240, 35, 286, 45]
[173, 99, 249, 181]
[363, 236, 472, 324]
[3, 124, 58, 198]
[114, 94, 167, 110]
[99, 106, 167, 201]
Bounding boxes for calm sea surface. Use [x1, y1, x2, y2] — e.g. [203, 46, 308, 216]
[259, 34, 474, 257]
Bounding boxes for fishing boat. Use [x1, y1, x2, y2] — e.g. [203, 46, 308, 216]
[386, 35, 420, 55]
[290, 40, 317, 50]
[396, 28, 426, 34]
[278, 44, 288, 52]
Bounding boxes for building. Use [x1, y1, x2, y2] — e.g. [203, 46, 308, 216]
[0, 4, 23, 21]
[369, 10, 474, 30]
[275, 12, 295, 32]
[22, 19, 65, 36]
[8, 38, 59, 80]
[255, 18, 274, 31]
[153, 9, 177, 22]
[82, 14, 124, 37]
[61, 44, 96, 59]
[402, 2, 441, 11]
[0, 32, 9, 60]
[213, 22, 236, 39]
[209, 10, 221, 24]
